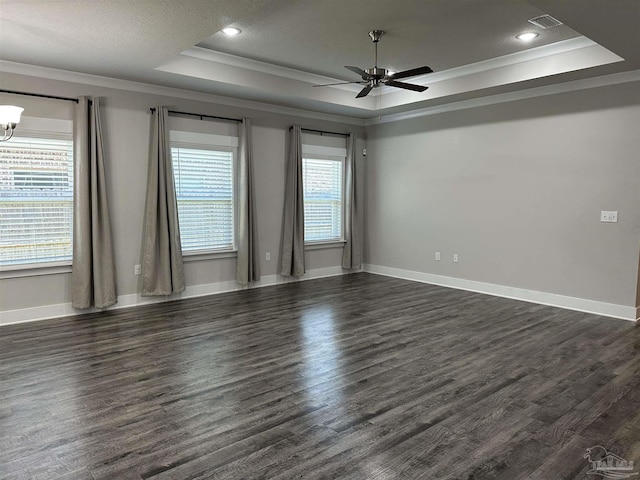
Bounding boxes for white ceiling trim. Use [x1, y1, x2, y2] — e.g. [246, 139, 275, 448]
[368, 69, 640, 125]
[371, 41, 623, 109]
[0, 60, 366, 126]
[178, 37, 604, 98]
[402, 36, 600, 87]
[182, 47, 361, 94]
[156, 37, 623, 113]
[155, 55, 375, 111]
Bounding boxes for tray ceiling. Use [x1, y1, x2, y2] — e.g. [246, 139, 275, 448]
[0, 0, 638, 118]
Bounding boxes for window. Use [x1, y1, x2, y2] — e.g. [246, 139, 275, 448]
[171, 144, 235, 253]
[302, 156, 344, 243]
[0, 135, 74, 267]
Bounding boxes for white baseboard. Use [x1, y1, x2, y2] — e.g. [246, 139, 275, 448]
[0, 266, 352, 326]
[3, 265, 635, 325]
[363, 264, 638, 322]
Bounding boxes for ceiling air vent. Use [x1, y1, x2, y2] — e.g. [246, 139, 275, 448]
[528, 14, 563, 29]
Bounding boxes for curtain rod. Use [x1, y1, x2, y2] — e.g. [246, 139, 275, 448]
[290, 126, 350, 137]
[0, 89, 79, 103]
[149, 108, 241, 123]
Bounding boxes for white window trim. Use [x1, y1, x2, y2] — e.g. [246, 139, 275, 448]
[183, 250, 238, 262]
[305, 240, 346, 251]
[0, 261, 72, 279]
[1, 128, 74, 273]
[302, 149, 346, 245]
[182, 246, 237, 259]
[170, 130, 239, 258]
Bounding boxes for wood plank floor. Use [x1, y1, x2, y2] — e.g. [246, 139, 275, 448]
[1, 273, 639, 480]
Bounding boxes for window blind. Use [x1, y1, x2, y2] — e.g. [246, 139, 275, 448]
[0, 136, 74, 266]
[302, 158, 343, 242]
[171, 146, 234, 252]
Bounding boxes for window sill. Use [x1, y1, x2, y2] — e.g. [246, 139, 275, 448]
[304, 240, 346, 251]
[0, 262, 73, 279]
[183, 250, 238, 262]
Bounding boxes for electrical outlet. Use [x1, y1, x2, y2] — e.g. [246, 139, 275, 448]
[600, 210, 618, 223]
[134, 264, 141, 275]
[435, 252, 441, 261]
[453, 254, 459, 263]
[265, 252, 271, 261]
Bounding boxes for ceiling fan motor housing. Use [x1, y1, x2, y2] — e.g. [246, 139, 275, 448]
[365, 67, 388, 79]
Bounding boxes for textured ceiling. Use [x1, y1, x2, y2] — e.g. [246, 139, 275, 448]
[0, 0, 638, 118]
[0, 0, 273, 81]
[197, 0, 580, 80]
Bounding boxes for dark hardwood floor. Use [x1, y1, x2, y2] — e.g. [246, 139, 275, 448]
[1, 273, 639, 479]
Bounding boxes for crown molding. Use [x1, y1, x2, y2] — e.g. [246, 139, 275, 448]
[367, 69, 640, 125]
[401, 36, 601, 86]
[2, 58, 635, 127]
[157, 36, 622, 112]
[0, 60, 366, 126]
[179, 36, 605, 98]
[182, 47, 361, 94]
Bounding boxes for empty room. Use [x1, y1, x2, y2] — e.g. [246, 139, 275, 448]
[1, 1, 640, 479]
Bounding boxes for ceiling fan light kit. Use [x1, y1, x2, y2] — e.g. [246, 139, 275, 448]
[314, 30, 433, 98]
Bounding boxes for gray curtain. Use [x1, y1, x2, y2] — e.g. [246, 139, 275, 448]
[141, 106, 185, 296]
[71, 97, 117, 309]
[342, 133, 362, 269]
[280, 125, 305, 276]
[236, 118, 260, 285]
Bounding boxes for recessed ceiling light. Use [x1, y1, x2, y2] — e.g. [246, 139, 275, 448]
[222, 27, 241, 37]
[516, 32, 539, 41]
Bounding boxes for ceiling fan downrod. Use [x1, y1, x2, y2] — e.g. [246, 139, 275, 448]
[368, 30, 386, 87]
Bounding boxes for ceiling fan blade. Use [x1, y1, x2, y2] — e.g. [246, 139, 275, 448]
[313, 81, 365, 87]
[356, 84, 373, 98]
[345, 66, 370, 78]
[390, 66, 433, 80]
[385, 80, 428, 92]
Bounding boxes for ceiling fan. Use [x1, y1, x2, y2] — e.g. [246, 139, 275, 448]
[314, 30, 433, 98]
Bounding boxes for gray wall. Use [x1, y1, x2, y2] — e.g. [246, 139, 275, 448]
[3, 70, 638, 316]
[0, 72, 365, 313]
[365, 81, 640, 307]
